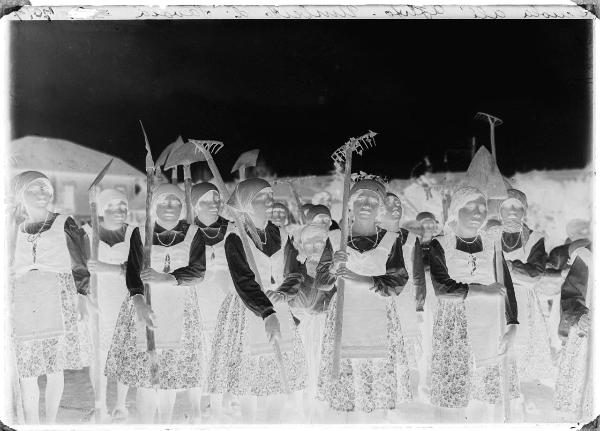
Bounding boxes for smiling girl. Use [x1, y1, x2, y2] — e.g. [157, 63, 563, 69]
[105, 183, 206, 424]
[315, 178, 412, 421]
[11, 171, 91, 424]
[428, 186, 520, 420]
[84, 189, 133, 421]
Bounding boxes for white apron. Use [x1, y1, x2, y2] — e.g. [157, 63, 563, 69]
[439, 232, 504, 367]
[503, 231, 544, 343]
[234, 226, 297, 356]
[136, 225, 198, 351]
[84, 224, 134, 350]
[196, 223, 232, 334]
[395, 230, 421, 339]
[340, 230, 397, 359]
[13, 214, 72, 342]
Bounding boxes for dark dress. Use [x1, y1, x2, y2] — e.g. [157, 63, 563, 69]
[105, 221, 207, 390]
[428, 231, 520, 407]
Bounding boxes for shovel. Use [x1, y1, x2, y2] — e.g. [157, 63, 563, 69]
[231, 149, 260, 181]
[164, 137, 206, 224]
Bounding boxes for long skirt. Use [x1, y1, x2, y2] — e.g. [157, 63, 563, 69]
[316, 295, 412, 413]
[14, 273, 87, 378]
[430, 300, 520, 408]
[512, 284, 555, 381]
[104, 288, 204, 390]
[554, 326, 591, 414]
[205, 293, 307, 397]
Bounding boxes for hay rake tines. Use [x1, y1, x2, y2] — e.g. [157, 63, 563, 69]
[191, 139, 224, 156]
[331, 130, 377, 170]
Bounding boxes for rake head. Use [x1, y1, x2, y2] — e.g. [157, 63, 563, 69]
[190, 139, 224, 159]
[474, 112, 503, 126]
[331, 130, 377, 171]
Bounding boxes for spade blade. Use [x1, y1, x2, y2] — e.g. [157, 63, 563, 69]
[231, 149, 260, 173]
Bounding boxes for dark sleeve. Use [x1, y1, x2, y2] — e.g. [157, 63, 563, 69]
[429, 239, 469, 298]
[494, 250, 519, 325]
[283, 238, 301, 278]
[412, 238, 426, 311]
[510, 237, 547, 278]
[225, 233, 275, 319]
[125, 227, 145, 296]
[171, 228, 206, 286]
[372, 235, 409, 297]
[277, 272, 317, 309]
[559, 256, 589, 336]
[315, 238, 337, 291]
[64, 217, 91, 295]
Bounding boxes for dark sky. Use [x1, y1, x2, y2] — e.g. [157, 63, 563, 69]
[10, 19, 592, 180]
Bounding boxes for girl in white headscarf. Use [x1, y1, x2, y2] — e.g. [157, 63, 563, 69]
[498, 189, 555, 395]
[315, 178, 413, 422]
[105, 183, 206, 424]
[11, 171, 91, 424]
[428, 186, 520, 421]
[189, 182, 234, 421]
[84, 189, 134, 421]
[205, 178, 308, 423]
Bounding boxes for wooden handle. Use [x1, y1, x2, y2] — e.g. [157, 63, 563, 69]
[494, 236, 511, 422]
[88, 194, 104, 416]
[184, 177, 194, 224]
[289, 183, 306, 224]
[143, 168, 158, 385]
[331, 147, 353, 379]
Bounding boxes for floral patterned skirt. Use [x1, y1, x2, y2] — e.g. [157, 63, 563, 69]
[104, 288, 204, 390]
[13, 273, 87, 378]
[316, 295, 412, 413]
[554, 326, 590, 413]
[512, 284, 555, 382]
[430, 299, 520, 408]
[205, 293, 307, 397]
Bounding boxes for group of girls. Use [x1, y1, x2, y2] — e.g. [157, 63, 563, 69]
[8, 169, 593, 424]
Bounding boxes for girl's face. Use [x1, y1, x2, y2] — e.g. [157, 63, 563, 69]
[302, 232, 328, 260]
[195, 190, 221, 221]
[352, 190, 381, 224]
[420, 218, 437, 235]
[250, 189, 274, 226]
[500, 199, 525, 223]
[155, 194, 183, 224]
[457, 197, 487, 232]
[311, 213, 332, 228]
[103, 199, 128, 225]
[22, 180, 52, 211]
[383, 195, 402, 221]
[268, 206, 289, 227]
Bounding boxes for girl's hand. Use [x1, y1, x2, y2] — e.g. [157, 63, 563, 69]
[577, 313, 591, 337]
[266, 290, 286, 304]
[335, 267, 372, 284]
[132, 294, 156, 329]
[498, 324, 517, 356]
[140, 268, 176, 284]
[87, 259, 120, 274]
[264, 313, 281, 344]
[331, 250, 348, 273]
